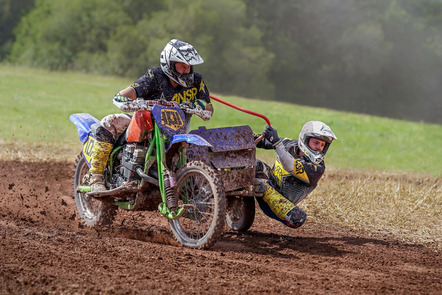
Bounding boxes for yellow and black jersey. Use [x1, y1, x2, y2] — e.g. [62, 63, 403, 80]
[257, 137, 325, 205]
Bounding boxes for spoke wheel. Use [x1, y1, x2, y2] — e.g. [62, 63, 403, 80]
[73, 153, 116, 227]
[169, 161, 225, 249]
[226, 196, 255, 232]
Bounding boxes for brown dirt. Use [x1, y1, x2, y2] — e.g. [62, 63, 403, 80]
[0, 159, 440, 294]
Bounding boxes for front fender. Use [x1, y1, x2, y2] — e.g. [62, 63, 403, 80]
[166, 134, 212, 152]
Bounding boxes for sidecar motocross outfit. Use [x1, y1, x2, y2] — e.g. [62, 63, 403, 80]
[255, 137, 325, 228]
[89, 67, 211, 192]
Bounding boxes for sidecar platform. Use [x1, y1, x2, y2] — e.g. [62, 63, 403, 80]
[187, 126, 256, 194]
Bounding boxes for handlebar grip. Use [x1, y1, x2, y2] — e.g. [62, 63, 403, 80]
[254, 134, 265, 145]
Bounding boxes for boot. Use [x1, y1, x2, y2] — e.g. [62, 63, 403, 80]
[90, 173, 107, 192]
[89, 140, 113, 192]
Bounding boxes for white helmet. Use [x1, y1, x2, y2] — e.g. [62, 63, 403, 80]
[298, 121, 337, 164]
[160, 39, 204, 87]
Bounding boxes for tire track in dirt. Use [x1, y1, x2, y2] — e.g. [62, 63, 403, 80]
[0, 160, 440, 294]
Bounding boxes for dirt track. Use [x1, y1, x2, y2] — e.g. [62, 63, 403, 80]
[0, 160, 440, 294]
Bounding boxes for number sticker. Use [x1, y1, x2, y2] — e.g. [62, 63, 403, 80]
[82, 135, 95, 165]
[161, 109, 184, 130]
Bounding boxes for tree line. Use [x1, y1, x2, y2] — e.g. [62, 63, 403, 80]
[2, 0, 442, 124]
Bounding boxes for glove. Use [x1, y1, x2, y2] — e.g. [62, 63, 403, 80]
[114, 94, 130, 103]
[262, 125, 280, 145]
[195, 100, 206, 110]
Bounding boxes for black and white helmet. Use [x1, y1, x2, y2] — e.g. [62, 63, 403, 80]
[160, 39, 204, 87]
[298, 121, 337, 164]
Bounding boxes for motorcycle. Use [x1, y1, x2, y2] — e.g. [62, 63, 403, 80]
[70, 96, 258, 249]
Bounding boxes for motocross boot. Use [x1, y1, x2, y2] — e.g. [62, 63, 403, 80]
[89, 140, 113, 192]
[262, 185, 306, 228]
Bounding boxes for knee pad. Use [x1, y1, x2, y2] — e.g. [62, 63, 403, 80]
[94, 125, 115, 144]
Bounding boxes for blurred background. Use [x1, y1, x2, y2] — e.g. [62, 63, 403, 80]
[1, 0, 441, 124]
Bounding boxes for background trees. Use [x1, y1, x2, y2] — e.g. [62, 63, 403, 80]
[3, 0, 442, 124]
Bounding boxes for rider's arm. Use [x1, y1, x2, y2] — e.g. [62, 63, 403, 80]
[274, 139, 325, 185]
[118, 87, 136, 100]
[113, 86, 136, 103]
[195, 75, 214, 119]
[128, 67, 160, 99]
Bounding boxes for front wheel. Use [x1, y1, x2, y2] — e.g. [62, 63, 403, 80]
[169, 161, 226, 249]
[73, 152, 116, 227]
[226, 196, 255, 232]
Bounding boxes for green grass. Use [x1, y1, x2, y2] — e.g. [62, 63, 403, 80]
[1, 64, 441, 176]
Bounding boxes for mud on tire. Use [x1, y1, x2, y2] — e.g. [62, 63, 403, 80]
[73, 152, 117, 227]
[169, 161, 226, 249]
[226, 196, 255, 232]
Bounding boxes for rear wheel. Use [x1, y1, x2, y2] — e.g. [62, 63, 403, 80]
[73, 152, 116, 227]
[169, 161, 226, 249]
[226, 196, 255, 232]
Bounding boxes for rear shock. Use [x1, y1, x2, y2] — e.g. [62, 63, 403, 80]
[164, 172, 178, 211]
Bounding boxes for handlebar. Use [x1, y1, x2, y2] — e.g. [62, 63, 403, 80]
[179, 101, 212, 121]
[113, 98, 212, 121]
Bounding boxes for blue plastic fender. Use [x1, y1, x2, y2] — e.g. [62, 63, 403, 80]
[166, 134, 212, 152]
[69, 113, 100, 143]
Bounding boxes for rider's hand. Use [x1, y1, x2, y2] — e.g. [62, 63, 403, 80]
[205, 102, 214, 114]
[262, 125, 280, 145]
[114, 94, 131, 103]
[190, 100, 213, 121]
[194, 100, 206, 109]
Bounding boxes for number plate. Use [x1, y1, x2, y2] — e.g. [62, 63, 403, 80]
[82, 135, 95, 167]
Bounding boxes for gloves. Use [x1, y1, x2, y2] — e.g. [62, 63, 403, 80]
[262, 125, 280, 145]
[194, 100, 206, 110]
[113, 94, 130, 103]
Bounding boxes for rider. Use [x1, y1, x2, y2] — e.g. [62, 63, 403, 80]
[255, 121, 337, 228]
[89, 39, 214, 192]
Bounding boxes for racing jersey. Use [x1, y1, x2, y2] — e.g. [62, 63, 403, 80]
[257, 138, 325, 205]
[131, 67, 210, 104]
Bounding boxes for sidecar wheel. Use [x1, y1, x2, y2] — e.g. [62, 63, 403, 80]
[169, 161, 226, 249]
[73, 152, 116, 227]
[226, 196, 255, 232]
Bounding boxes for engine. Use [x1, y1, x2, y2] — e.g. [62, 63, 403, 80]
[112, 143, 147, 187]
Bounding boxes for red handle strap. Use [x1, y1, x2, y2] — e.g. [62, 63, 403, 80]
[209, 95, 271, 126]
[209, 94, 270, 145]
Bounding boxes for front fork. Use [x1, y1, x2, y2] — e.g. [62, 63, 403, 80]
[149, 123, 186, 219]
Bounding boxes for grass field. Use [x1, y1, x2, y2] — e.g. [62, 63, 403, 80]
[1, 64, 440, 247]
[1, 64, 441, 175]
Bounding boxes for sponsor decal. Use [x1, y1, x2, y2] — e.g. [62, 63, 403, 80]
[199, 80, 206, 93]
[273, 160, 290, 186]
[172, 88, 198, 103]
[161, 109, 184, 130]
[295, 161, 305, 174]
[274, 159, 310, 184]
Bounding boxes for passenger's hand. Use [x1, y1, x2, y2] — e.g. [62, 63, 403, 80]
[262, 125, 280, 145]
